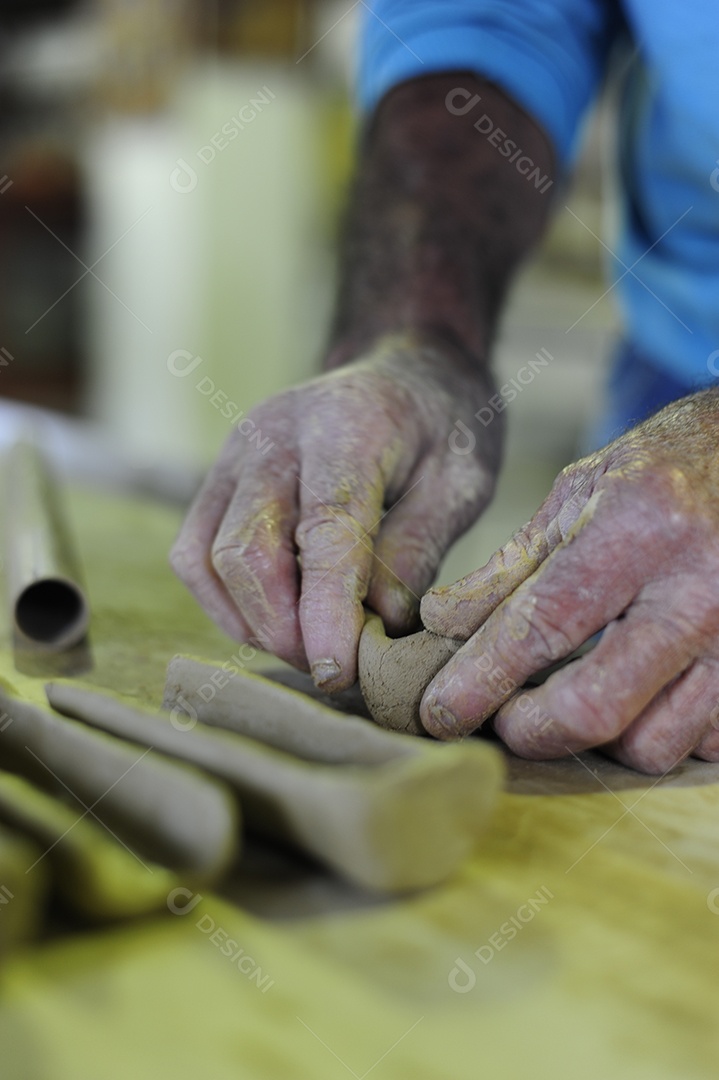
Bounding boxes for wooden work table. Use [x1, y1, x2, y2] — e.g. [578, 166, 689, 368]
[0, 487, 717, 1079]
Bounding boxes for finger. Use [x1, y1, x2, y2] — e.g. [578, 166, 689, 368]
[367, 454, 495, 634]
[211, 450, 308, 670]
[604, 658, 719, 773]
[170, 454, 254, 642]
[420, 466, 594, 639]
[420, 494, 660, 739]
[694, 675, 719, 761]
[491, 593, 698, 765]
[296, 436, 397, 691]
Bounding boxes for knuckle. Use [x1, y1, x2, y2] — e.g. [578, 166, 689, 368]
[552, 680, 625, 745]
[294, 507, 372, 598]
[211, 537, 274, 592]
[620, 464, 699, 543]
[211, 507, 286, 588]
[295, 507, 368, 559]
[306, 372, 391, 425]
[530, 619, 573, 666]
[489, 524, 534, 575]
[616, 735, 686, 776]
[510, 522, 544, 564]
[558, 461, 582, 487]
[641, 590, 719, 653]
[643, 479, 690, 537]
[211, 542, 249, 586]
[505, 591, 574, 667]
[555, 461, 593, 502]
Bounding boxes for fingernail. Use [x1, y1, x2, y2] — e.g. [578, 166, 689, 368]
[311, 658, 342, 689]
[424, 702, 459, 740]
[420, 586, 454, 617]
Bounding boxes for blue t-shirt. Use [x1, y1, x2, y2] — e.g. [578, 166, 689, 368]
[357, 0, 719, 394]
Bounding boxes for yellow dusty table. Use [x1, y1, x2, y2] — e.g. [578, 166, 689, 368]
[0, 486, 718, 1080]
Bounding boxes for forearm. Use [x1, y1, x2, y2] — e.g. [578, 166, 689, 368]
[326, 73, 557, 372]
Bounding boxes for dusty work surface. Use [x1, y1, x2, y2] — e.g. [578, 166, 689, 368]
[0, 487, 718, 1079]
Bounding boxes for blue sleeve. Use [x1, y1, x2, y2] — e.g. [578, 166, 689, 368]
[357, 0, 621, 166]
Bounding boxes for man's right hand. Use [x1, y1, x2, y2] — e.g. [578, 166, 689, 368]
[171, 73, 555, 689]
[170, 333, 502, 691]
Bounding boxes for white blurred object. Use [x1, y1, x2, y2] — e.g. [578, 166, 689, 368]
[0, 400, 201, 502]
[84, 62, 328, 470]
[83, 112, 204, 471]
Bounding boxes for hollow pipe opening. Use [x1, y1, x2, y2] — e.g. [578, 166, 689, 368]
[14, 578, 88, 648]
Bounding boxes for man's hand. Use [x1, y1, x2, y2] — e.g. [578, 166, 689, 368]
[171, 334, 501, 691]
[420, 391, 719, 774]
[171, 73, 555, 692]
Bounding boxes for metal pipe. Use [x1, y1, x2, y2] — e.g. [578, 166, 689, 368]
[4, 440, 90, 650]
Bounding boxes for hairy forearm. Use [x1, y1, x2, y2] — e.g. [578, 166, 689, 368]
[326, 73, 557, 371]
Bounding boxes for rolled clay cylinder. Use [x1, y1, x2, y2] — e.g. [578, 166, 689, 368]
[0, 686, 237, 885]
[0, 768, 189, 920]
[358, 613, 464, 734]
[4, 440, 90, 650]
[163, 655, 413, 766]
[47, 679, 504, 893]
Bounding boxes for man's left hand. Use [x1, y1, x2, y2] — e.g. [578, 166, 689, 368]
[420, 391, 719, 774]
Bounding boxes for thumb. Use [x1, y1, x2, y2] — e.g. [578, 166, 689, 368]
[420, 465, 593, 639]
[367, 456, 496, 634]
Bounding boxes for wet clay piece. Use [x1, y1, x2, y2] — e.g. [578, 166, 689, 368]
[163, 655, 407, 766]
[0, 768, 198, 920]
[49, 672, 504, 893]
[358, 613, 464, 734]
[0, 686, 237, 890]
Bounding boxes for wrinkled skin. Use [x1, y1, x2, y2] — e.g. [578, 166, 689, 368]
[420, 391, 719, 774]
[171, 334, 502, 691]
[171, 65, 717, 775]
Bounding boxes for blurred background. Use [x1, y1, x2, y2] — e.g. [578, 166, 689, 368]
[0, 0, 619, 582]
